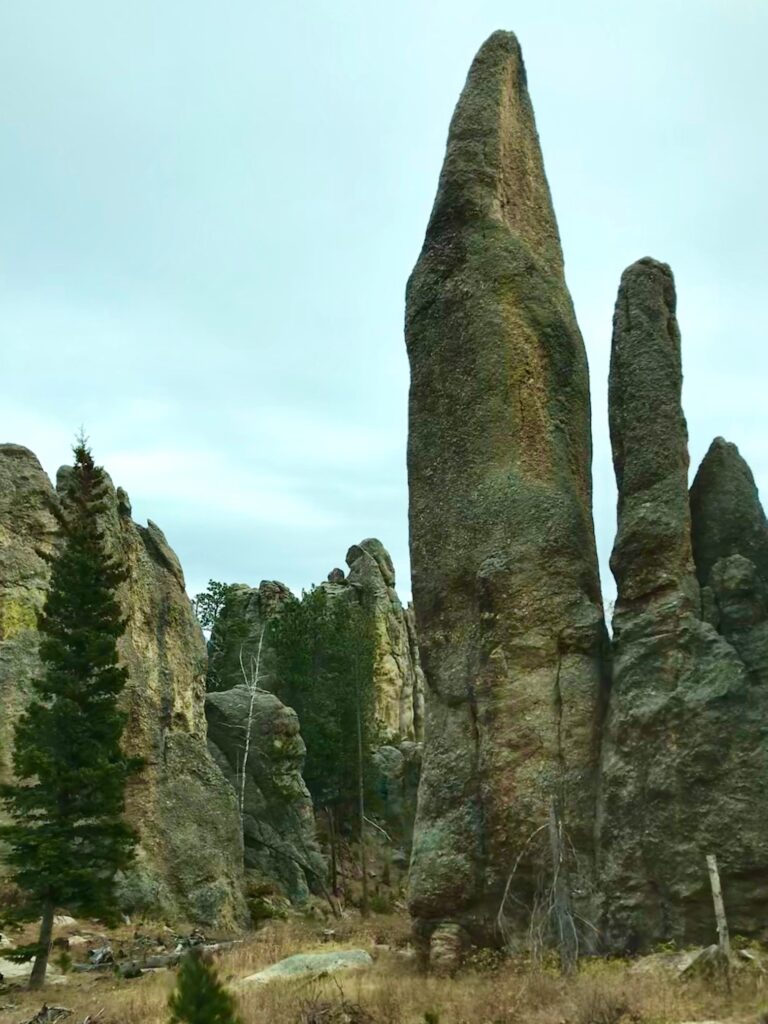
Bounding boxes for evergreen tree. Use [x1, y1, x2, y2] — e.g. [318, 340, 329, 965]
[270, 586, 376, 906]
[0, 439, 141, 989]
[168, 950, 243, 1024]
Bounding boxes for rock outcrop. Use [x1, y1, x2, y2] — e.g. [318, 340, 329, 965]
[690, 438, 768, 682]
[597, 261, 768, 949]
[0, 445, 246, 926]
[0, 446, 59, 795]
[405, 30, 607, 963]
[207, 580, 292, 693]
[322, 539, 424, 742]
[209, 539, 424, 745]
[206, 686, 325, 904]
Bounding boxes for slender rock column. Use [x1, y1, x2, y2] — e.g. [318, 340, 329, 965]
[405, 30, 607, 965]
[598, 261, 768, 950]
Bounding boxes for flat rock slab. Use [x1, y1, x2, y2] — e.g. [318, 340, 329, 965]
[241, 950, 373, 986]
[0, 957, 67, 985]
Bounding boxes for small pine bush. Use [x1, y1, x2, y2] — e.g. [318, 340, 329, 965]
[168, 950, 243, 1024]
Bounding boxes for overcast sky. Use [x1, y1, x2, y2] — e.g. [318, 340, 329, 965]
[2, 1, 766, 603]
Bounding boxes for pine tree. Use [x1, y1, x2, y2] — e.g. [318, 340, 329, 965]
[0, 439, 141, 989]
[168, 950, 243, 1024]
[270, 586, 376, 908]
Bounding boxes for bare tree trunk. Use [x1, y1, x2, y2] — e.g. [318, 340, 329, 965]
[357, 707, 369, 917]
[548, 799, 577, 975]
[28, 900, 54, 991]
[326, 806, 338, 894]
[238, 626, 266, 825]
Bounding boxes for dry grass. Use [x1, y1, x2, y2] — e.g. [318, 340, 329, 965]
[1, 914, 765, 1024]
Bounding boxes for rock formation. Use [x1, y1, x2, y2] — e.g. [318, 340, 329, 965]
[321, 539, 424, 742]
[691, 438, 768, 681]
[206, 686, 325, 904]
[0, 446, 59, 793]
[208, 539, 424, 745]
[405, 30, 607, 963]
[597, 260, 768, 949]
[0, 445, 247, 926]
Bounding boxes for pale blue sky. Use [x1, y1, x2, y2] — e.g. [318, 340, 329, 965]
[2, 1, 766, 603]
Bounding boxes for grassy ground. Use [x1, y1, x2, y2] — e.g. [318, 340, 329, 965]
[0, 913, 764, 1024]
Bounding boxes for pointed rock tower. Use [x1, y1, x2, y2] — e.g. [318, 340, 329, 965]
[405, 31, 607, 964]
[597, 261, 768, 949]
[691, 437, 768, 682]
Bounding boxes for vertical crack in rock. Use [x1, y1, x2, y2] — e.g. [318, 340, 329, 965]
[405, 30, 607, 965]
[597, 260, 768, 950]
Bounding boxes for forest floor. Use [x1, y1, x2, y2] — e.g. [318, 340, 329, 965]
[0, 911, 765, 1024]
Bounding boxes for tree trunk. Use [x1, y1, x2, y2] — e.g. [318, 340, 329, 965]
[326, 806, 338, 894]
[357, 707, 369, 917]
[28, 900, 55, 990]
[548, 799, 577, 975]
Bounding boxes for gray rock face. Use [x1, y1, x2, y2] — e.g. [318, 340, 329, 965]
[405, 31, 607, 962]
[205, 685, 325, 904]
[597, 262, 768, 950]
[0, 444, 246, 927]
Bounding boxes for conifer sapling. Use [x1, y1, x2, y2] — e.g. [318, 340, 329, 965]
[0, 438, 141, 989]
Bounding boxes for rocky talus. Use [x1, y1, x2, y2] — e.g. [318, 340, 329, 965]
[0, 445, 246, 927]
[405, 30, 607, 964]
[596, 260, 768, 949]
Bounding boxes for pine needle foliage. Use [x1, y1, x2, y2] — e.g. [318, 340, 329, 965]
[0, 438, 141, 985]
[168, 950, 243, 1024]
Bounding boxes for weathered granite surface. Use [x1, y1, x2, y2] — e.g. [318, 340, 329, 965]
[405, 30, 607, 963]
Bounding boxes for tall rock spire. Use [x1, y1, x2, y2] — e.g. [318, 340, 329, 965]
[608, 259, 699, 609]
[597, 262, 768, 950]
[405, 30, 607, 966]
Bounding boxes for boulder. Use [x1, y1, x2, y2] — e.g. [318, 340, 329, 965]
[240, 949, 373, 986]
[404, 30, 607, 962]
[205, 685, 326, 903]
